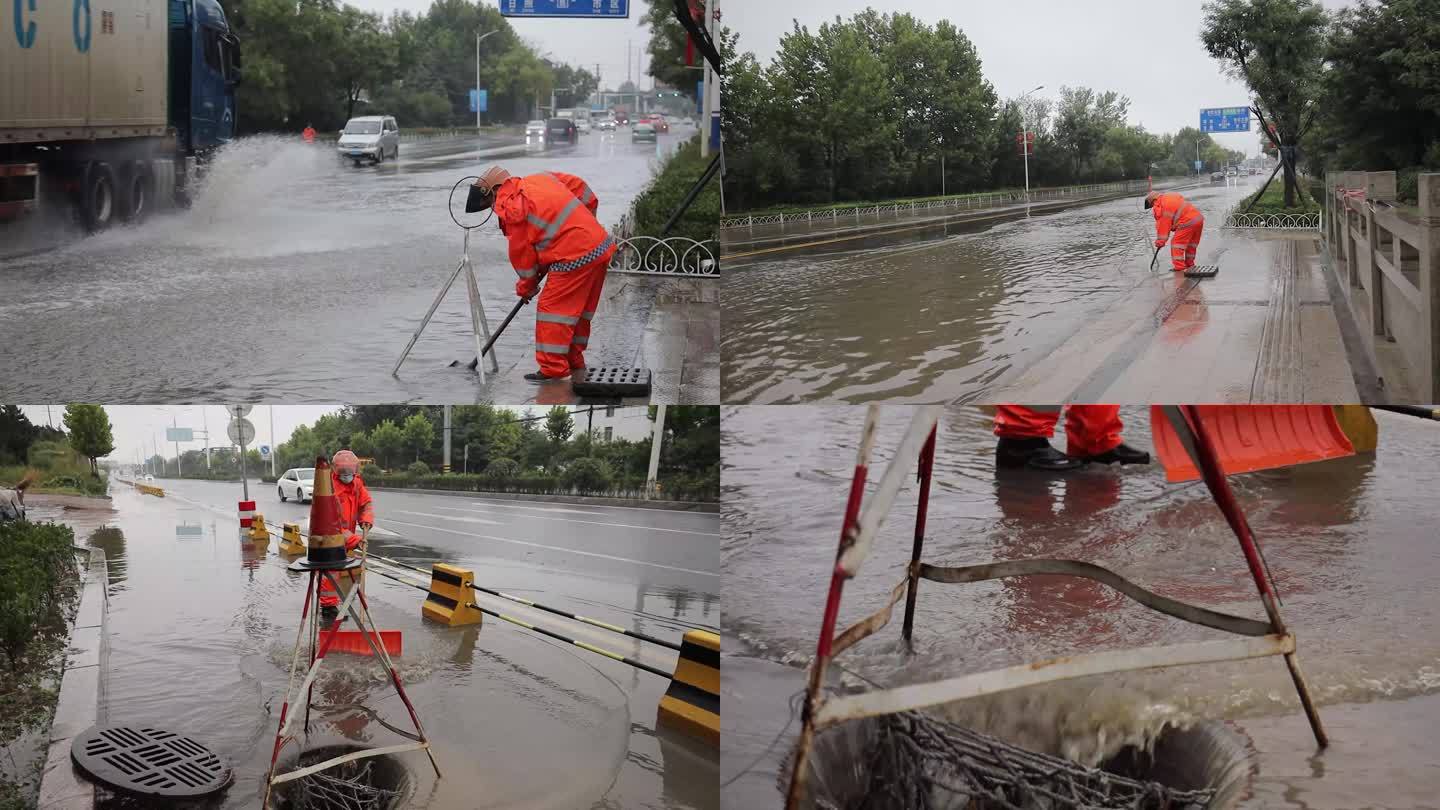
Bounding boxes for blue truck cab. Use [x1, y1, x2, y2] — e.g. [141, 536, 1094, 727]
[169, 0, 240, 155]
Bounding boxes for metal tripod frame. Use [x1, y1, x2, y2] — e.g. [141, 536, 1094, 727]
[263, 564, 441, 807]
[392, 227, 501, 382]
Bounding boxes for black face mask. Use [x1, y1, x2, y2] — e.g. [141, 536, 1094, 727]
[466, 184, 494, 213]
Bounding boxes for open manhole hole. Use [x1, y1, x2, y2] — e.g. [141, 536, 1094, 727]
[270, 745, 412, 810]
[71, 725, 231, 799]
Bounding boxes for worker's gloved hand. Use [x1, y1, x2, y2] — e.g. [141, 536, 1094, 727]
[516, 276, 539, 299]
[1154, 239, 1167, 248]
[344, 533, 363, 552]
[359, 520, 372, 532]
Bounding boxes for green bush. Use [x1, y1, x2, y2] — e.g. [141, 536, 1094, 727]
[629, 135, 719, 246]
[361, 463, 382, 480]
[1238, 179, 1319, 215]
[485, 458, 520, 478]
[0, 521, 79, 668]
[26, 441, 70, 469]
[406, 460, 430, 475]
[562, 457, 613, 494]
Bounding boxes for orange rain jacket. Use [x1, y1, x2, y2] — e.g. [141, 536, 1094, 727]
[319, 471, 372, 607]
[1151, 192, 1203, 241]
[494, 171, 612, 299]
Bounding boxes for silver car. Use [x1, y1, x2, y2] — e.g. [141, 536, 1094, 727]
[338, 115, 400, 164]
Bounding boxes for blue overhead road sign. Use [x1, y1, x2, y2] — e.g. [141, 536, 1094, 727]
[499, 0, 629, 17]
[1200, 107, 1251, 133]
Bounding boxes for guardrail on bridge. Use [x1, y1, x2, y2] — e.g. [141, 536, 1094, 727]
[1323, 170, 1440, 401]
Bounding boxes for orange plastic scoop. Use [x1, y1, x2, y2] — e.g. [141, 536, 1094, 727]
[1151, 405, 1355, 483]
[321, 628, 402, 657]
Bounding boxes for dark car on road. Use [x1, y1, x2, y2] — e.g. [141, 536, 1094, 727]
[546, 117, 577, 144]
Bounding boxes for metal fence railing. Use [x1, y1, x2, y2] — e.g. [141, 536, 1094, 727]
[720, 177, 1187, 230]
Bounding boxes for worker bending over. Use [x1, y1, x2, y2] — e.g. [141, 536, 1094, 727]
[995, 406, 1150, 471]
[468, 166, 617, 383]
[1145, 191, 1204, 272]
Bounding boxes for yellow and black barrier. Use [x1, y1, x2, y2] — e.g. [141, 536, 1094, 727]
[657, 630, 720, 746]
[1333, 404, 1378, 454]
[136, 483, 165, 497]
[279, 523, 306, 556]
[248, 513, 270, 543]
[421, 563, 483, 627]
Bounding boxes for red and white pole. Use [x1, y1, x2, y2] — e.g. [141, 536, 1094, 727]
[239, 500, 256, 529]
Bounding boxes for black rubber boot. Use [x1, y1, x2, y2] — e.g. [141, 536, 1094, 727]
[524, 371, 568, 383]
[320, 605, 339, 624]
[1079, 442, 1151, 466]
[996, 437, 1084, 471]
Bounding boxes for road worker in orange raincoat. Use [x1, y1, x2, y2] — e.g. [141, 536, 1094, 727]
[1145, 191, 1204, 272]
[302, 124, 317, 144]
[994, 406, 1151, 471]
[467, 165, 617, 382]
[318, 449, 373, 622]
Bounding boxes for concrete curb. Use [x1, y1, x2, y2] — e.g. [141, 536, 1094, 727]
[366, 486, 719, 513]
[37, 548, 108, 809]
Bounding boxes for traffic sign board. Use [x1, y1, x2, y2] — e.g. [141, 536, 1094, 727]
[498, 0, 629, 17]
[469, 88, 488, 113]
[1200, 107, 1250, 133]
[259, 445, 271, 459]
[227, 405, 252, 418]
[227, 418, 256, 446]
[166, 427, 193, 442]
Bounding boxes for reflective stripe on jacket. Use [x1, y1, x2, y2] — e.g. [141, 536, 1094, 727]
[495, 173, 611, 287]
[1153, 192, 1202, 239]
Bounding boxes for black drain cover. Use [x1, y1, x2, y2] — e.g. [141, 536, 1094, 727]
[71, 725, 232, 799]
[1185, 264, 1220, 278]
[573, 366, 653, 398]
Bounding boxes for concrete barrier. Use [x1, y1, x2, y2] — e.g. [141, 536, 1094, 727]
[1323, 170, 1440, 401]
[656, 629, 720, 746]
[135, 483, 164, 497]
[37, 549, 108, 809]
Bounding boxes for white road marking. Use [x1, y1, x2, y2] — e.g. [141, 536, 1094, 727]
[382, 519, 718, 578]
[393, 509, 503, 526]
[426, 505, 720, 536]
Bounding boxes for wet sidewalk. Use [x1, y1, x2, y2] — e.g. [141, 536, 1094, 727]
[981, 229, 1367, 403]
[484, 274, 718, 404]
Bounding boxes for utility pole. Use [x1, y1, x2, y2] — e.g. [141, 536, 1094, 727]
[645, 405, 667, 499]
[173, 415, 182, 477]
[269, 406, 276, 476]
[1020, 85, 1044, 203]
[203, 408, 211, 470]
[587, 406, 594, 455]
[700, 3, 713, 158]
[475, 30, 498, 130]
[442, 405, 452, 473]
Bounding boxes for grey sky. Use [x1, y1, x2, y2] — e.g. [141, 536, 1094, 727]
[726, 0, 1354, 158]
[341, 0, 660, 91]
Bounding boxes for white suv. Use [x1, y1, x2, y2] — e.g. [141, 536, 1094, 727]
[277, 467, 315, 503]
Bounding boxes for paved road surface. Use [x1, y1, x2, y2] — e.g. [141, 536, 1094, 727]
[0, 127, 717, 403]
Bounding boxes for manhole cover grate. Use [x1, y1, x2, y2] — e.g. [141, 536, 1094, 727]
[573, 366, 652, 397]
[71, 725, 232, 798]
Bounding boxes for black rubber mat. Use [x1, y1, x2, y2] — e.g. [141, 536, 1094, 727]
[573, 366, 653, 398]
[71, 725, 231, 798]
[1185, 265, 1220, 278]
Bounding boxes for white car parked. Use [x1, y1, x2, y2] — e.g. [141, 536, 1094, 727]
[277, 467, 316, 503]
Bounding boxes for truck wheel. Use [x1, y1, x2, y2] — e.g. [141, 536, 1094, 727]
[119, 164, 151, 224]
[81, 162, 116, 232]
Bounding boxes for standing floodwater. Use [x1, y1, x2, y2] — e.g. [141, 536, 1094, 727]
[0, 128, 701, 402]
[721, 406, 1440, 808]
[32, 479, 717, 809]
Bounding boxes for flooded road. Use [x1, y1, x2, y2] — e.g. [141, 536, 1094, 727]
[36, 480, 718, 808]
[722, 179, 1259, 403]
[0, 126, 703, 403]
[720, 405, 1440, 808]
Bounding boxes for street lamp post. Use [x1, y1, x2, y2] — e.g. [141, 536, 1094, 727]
[476, 30, 500, 131]
[1020, 85, 1044, 203]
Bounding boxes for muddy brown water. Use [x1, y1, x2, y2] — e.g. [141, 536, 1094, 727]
[720, 405, 1440, 808]
[31, 484, 717, 809]
[721, 180, 1257, 403]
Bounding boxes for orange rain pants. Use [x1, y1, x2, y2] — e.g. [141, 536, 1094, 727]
[495, 171, 617, 377]
[319, 472, 373, 609]
[993, 405, 1125, 458]
[1152, 191, 1204, 271]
